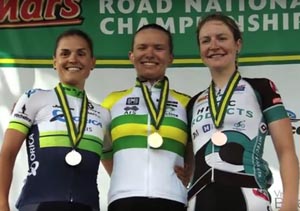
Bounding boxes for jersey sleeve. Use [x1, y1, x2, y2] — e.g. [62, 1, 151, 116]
[8, 89, 42, 134]
[245, 78, 288, 123]
[100, 106, 113, 159]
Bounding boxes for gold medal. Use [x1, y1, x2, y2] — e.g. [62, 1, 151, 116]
[65, 150, 82, 166]
[148, 132, 163, 148]
[211, 131, 227, 146]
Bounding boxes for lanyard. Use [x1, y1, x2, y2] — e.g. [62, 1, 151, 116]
[54, 83, 88, 148]
[138, 77, 169, 131]
[208, 71, 241, 129]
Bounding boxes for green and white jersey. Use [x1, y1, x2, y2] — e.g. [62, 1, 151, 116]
[102, 78, 190, 205]
[187, 77, 288, 199]
[9, 84, 110, 210]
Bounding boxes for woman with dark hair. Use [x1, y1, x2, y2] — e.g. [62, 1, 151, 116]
[0, 29, 110, 211]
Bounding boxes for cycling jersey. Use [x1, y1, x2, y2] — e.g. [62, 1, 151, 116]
[187, 77, 288, 210]
[8, 84, 110, 210]
[101, 78, 190, 205]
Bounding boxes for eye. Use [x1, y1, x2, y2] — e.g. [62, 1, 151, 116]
[77, 50, 87, 56]
[60, 50, 70, 57]
[154, 45, 165, 51]
[136, 45, 146, 50]
[219, 36, 227, 41]
[200, 39, 209, 44]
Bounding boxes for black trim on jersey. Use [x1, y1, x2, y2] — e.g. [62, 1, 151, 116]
[243, 78, 283, 111]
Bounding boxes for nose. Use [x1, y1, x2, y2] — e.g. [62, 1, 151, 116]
[209, 38, 219, 49]
[69, 52, 78, 62]
[144, 47, 155, 58]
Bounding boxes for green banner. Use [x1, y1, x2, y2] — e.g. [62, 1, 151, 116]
[1, 0, 300, 67]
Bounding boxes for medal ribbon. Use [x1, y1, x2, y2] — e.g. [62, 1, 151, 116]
[208, 71, 241, 128]
[55, 83, 88, 148]
[138, 77, 169, 131]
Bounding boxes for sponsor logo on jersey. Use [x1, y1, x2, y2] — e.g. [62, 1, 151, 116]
[126, 97, 139, 105]
[165, 106, 178, 117]
[25, 89, 37, 98]
[202, 124, 213, 133]
[252, 189, 270, 201]
[14, 104, 32, 123]
[50, 109, 103, 127]
[27, 133, 40, 176]
[259, 123, 268, 134]
[233, 120, 246, 131]
[124, 106, 139, 114]
[235, 84, 246, 92]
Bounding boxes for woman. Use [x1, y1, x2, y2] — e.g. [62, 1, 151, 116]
[0, 29, 110, 211]
[101, 23, 193, 211]
[187, 13, 299, 211]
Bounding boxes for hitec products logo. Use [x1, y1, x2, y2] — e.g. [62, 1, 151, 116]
[0, 0, 82, 28]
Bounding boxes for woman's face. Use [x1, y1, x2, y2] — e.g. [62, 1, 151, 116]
[198, 20, 241, 73]
[129, 28, 173, 82]
[53, 35, 95, 90]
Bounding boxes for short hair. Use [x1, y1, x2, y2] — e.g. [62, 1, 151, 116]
[131, 23, 173, 54]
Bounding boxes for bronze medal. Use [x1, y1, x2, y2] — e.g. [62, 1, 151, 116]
[211, 131, 227, 146]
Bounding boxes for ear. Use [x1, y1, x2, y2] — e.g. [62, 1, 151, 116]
[168, 54, 174, 65]
[128, 51, 134, 63]
[53, 56, 57, 70]
[91, 57, 96, 70]
[236, 39, 242, 53]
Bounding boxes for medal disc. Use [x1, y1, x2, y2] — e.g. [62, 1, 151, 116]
[211, 131, 227, 146]
[65, 150, 82, 166]
[148, 132, 163, 148]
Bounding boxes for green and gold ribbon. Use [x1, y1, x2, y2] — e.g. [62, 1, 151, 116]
[208, 71, 241, 128]
[54, 83, 88, 147]
[138, 77, 169, 131]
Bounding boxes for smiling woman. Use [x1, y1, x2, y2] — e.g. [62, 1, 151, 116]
[186, 13, 299, 211]
[0, 29, 111, 211]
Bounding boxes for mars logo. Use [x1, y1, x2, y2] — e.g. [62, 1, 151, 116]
[0, 0, 82, 28]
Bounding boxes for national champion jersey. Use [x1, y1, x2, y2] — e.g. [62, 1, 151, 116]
[187, 77, 288, 199]
[101, 79, 190, 205]
[8, 84, 110, 210]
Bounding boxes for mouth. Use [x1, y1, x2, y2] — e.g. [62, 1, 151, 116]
[141, 61, 158, 66]
[207, 53, 225, 59]
[66, 67, 81, 72]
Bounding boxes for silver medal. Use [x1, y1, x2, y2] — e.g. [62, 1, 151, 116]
[65, 150, 82, 166]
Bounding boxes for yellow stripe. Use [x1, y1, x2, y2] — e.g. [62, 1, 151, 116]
[216, 72, 240, 125]
[111, 124, 187, 144]
[1, 55, 299, 65]
[57, 86, 77, 142]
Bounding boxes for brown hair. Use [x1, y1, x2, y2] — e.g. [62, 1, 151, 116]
[196, 13, 242, 46]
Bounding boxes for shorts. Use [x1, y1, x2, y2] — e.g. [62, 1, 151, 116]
[108, 197, 187, 211]
[18, 201, 97, 211]
[188, 182, 272, 211]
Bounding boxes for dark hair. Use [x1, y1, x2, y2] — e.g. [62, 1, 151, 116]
[54, 28, 94, 57]
[196, 13, 242, 46]
[131, 23, 173, 54]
